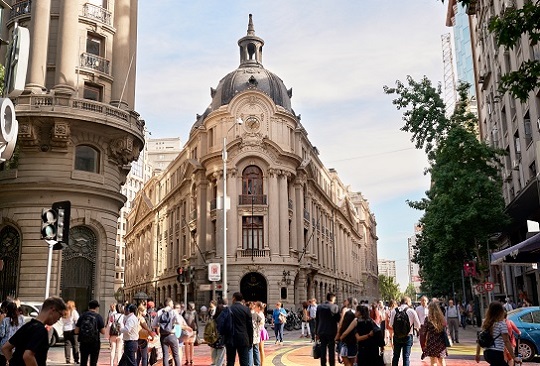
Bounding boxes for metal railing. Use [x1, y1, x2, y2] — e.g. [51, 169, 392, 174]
[238, 194, 267, 205]
[288, 199, 293, 210]
[82, 3, 112, 26]
[80, 52, 110, 74]
[9, 0, 31, 20]
[240, 248, 269, 258]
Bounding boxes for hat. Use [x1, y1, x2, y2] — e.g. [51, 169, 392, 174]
[147, 301, 155, 309]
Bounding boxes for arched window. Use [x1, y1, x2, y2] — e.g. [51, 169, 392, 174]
[241, 165, 265, 205]
[75, 145, 99, 173]
[0, 226, 21, 299]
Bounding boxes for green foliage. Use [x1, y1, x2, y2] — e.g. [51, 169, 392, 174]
[378, 274, 401, 303]
[384, 77, 510, 296]
[404, 283, 417, 300]
[0, 64, 4, 91]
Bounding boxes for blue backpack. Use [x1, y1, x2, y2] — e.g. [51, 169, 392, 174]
[216, 307, 234, 338]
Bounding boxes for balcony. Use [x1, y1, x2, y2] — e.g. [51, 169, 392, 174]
[238, 194, 267, 205]
[240, 248, 269, 258]
[80, 53, 111, 74]
[9, 0, 31, 21]
[82, 3, 112, 26]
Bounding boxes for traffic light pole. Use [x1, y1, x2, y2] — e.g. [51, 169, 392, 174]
[45, 242, 54, 299]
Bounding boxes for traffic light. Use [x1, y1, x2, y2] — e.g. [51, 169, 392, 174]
[189, 266, 195, 281]
[41, 201, 71, 249]
[463, 261, 477, 277]
[177, 266, 185, 283]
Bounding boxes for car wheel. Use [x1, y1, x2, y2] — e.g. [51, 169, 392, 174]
[49, 331, 58, 347]
[518, 340, 536, 362]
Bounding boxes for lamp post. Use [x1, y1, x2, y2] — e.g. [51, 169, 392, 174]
[222, 118, 242, 301]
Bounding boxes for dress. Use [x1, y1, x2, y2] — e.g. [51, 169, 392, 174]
[424, 320, 447, 358]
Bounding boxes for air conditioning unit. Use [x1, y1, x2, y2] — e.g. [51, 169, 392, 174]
[524, 119, 532, 136]
[512, 159, 520, 170]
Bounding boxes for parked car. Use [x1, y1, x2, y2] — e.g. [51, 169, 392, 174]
[506, 306, 540, 362]
[20, 302, 64, 346]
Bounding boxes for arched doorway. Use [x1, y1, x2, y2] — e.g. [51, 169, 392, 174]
[61, 226, 96, 311]
[240, 272, 267, 304]
[0, 226, 21, 299]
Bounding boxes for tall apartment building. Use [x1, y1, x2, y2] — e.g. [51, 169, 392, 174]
[463, 0, 540, 303]
[0, 0, 143, 311]
[123, 15, 379, 307]
[378, 259, 397, 281]
[407, 225, 422, 292]
[146, 137, 182, 173]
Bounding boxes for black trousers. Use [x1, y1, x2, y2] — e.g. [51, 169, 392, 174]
[318, 334, 336, 366]
[80, 341, 101, 366]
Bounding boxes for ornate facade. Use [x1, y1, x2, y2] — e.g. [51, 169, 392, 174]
[124, 15, 378, 307]
[0, 0, 143, 311]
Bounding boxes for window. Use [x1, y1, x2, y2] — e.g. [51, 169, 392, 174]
[83, 83, 102, 102]
[75, 145, 99, 173]
[86, 34, 104, 56]
[242, 216, 263, 250]
[242, 166, 263, 195]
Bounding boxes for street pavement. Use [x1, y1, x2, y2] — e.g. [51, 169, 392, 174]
[45, 324, 540, 366]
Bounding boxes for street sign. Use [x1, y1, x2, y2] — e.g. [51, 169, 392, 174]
[476, 284, 486, 294]
[215, 283, 223, 290]
[208, 263, 221, 282]
[199, 284, 212, 291]
[484, 282, 495, 292]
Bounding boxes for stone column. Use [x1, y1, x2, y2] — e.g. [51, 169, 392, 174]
[26, 0, 51, 92]
[305, 194, 312, 255]
[197, 179, 208, 254]
[214, 172, 224, 258]
[228, 169, 239, 252]
[268, 169, 279, 257]
[295, 182, 304, 254]
[289, 183, 297, 254]
[111, 0, 131, 108]
[53, 0, 78, 94]
[279, 172, 289, 257]
[127, 0, 138, 106]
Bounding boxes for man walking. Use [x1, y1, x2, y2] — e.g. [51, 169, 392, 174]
[152, 298, 189, 366]
[76, 300, 106, 366]
[118, 304, 138, 366]
[1, 297, 66, 366]
[315, 293, 340, 366]
[415, 296, 428, 359]
[390, 296, 420, 366]
[218, 292, 253, 366]
[445, 299, 460, 343]
[308, 298, 317, 342]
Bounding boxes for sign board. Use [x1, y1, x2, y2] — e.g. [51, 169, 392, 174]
[215, 283, 223, 290]
[208, 263, 221, 282]
[476, 284, 486, 294]
[199, 284, 212, 291]
[484, 282, 495, 292]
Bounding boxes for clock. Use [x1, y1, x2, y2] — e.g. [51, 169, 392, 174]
[245, 117, 260, 131]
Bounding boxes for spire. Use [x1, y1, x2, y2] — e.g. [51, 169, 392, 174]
[238, 14, 264, 66]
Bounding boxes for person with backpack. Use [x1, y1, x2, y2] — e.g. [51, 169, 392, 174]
[151, 298, 190, 366]
[389, 296, 420, 366]
[475, 301, 521, 366]
[207, 299, 225, 366]
[76, 300, 106, 366]
[108, 304, 125, 366]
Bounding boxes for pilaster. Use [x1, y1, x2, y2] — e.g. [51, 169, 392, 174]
[26, 0, 51, 92]
[53, 0, 78, 94]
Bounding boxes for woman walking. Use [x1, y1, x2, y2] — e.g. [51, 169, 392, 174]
[208, 299, 225, 366]
[424, 302, 448, 366]
[63, 300, 80, 364]
[182, 302, 198, 365]
[256, 302, 269, 365]
[475, 301, 521, 366]
[0, 302, 25, 366]
[300, 301, 311, 339]
[136, 305, 155, 366]
[272, 302, 287, 345]
[336, 308, 358, 366]
[108, 304, 125, 366]
[385, 300, 397, 348]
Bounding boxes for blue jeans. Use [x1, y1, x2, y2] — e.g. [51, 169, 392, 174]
[119, 340, 138, 366]
[210, 347, 225, 366]
[249, 343, 261, 366]
[137, 339, 148, 366]
[161, 334, 182, 366]
[225, 344, 251, 366]
[274, 323, 284, 342]
[392, 335, 413, 366]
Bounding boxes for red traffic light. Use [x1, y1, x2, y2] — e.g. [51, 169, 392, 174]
[177, 267, 183, 275]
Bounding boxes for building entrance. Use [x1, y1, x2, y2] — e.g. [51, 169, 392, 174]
[240, 272, 267, 304]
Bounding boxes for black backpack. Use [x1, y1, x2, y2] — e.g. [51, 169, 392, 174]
[393, 307, 411, 338]
[159, 310, 175, 335]
[79, 313, 99, 343]
[109, 314, 121, 337]
[477, 328, 501, 348]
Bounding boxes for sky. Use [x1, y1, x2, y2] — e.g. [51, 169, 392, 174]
[135, 0, 451, 291]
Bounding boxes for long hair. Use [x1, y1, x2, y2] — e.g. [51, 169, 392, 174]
[339, 309, 356, 335]
[427, 302, 445, 332]
[357, 305, 370, 320]
[64, 300, 76, 318]
[6, 302, 19, 326]
[483, 301, 505, 333]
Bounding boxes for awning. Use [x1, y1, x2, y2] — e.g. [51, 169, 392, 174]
[491, 232, 540, 264]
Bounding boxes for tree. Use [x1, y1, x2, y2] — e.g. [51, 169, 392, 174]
[441, 0, 540, 101]
[404, 283, 418, 300]
[378, 274, 401, 303]
[384, 77, 509, 296]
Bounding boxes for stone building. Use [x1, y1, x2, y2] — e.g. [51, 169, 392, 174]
[124, 15, 378, 307]
[0, 0, 143, 310]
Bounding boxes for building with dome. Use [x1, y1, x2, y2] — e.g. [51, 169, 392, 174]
[123, 15, 379, 306]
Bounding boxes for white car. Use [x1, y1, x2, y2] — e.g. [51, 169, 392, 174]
[20, 302, 64, 346]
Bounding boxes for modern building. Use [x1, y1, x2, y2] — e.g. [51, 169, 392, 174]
[123, 15, 379, 307]
[146, 137, 182, 173]
[377, 259, 396, 281]
[407, 225, 422, 292]
[0, 0, 143, 311]
[464, 0, 540, 304]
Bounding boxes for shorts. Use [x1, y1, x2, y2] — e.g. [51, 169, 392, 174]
[340, 343, 358, 358]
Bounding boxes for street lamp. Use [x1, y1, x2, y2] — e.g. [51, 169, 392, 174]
[222, 118, 242, 301]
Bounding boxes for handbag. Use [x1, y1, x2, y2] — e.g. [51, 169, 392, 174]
[312, 341, 322, 359]
[382, 349, 392, 365]
[279, 313, 287, 324]
[442, 327, 452, 348]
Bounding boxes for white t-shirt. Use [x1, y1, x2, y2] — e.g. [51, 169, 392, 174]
[416, 305, 428, 325]
[390, 305, 421, 336]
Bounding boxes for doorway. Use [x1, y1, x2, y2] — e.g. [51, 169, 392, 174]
[240, 272, 267, 304]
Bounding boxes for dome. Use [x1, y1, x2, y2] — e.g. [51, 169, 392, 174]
[192, 14, 293, 129]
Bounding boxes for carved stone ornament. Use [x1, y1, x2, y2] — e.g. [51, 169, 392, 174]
[243, 264, 264, 274]
[109, 136, 138, 165]
[18, 122, 39, 147]
[50, 121, 71, 150]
